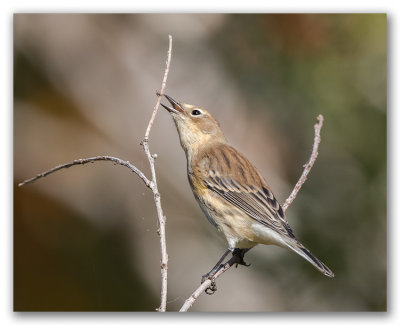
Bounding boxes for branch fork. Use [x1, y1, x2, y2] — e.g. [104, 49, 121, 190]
[18, 35, 324, 312]
[19, 35, 173, 312]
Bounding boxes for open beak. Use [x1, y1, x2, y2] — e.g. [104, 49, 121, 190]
[160, 94, 185, 114]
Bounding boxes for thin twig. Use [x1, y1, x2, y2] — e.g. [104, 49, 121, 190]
[144, 35, 173, 140]
[282, 114, 324, 212]
[179, 114, 325, 312]
[179, 253, 242, 312]
[141, 34, 172, 312]
[18, 156, 151, 188]
[19, 35, 173, 312]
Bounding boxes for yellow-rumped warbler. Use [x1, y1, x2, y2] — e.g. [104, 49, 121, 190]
[161, 94, 334, 277]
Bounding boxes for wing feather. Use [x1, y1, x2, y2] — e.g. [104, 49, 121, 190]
[194, 144, 295, 239]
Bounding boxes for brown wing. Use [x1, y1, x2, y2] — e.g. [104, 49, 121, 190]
[193, 143, 295, 239]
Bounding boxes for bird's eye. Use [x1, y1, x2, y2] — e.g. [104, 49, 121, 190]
[191, 109, 202, 116]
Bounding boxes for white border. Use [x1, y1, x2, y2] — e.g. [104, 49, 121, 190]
[2, 1, 396, 324]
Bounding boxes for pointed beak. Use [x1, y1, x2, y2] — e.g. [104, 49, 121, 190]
[159, 94, 185, 114]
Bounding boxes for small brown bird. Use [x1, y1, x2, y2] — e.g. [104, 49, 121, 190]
[161, 94, 334, 277]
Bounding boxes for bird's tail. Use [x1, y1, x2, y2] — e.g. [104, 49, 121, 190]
[285, 241, 334, 278]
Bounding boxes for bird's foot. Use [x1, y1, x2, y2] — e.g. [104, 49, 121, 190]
[232, 248, 251, 268]
[201, 267, 219, 295]
[201, 270, 219, 295]
[205, 278, 217, 295]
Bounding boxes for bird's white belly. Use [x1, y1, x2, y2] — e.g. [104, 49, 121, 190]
[251, 223, 288, 247]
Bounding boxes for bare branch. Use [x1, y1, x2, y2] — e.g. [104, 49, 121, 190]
[19, 35, 173, 312]
[180, 253, 242, 312]
[18, 156, 151, 188]
[141, 34, 172, 312]
[144, 34, 173, 140]
[282, 114, 324, 212]
[179, 114, 325, 312]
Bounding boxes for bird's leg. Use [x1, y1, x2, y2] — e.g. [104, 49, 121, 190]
[232, 248, 251, 267]
[201, 249, 231, 284]
[201, 248, 251, 295]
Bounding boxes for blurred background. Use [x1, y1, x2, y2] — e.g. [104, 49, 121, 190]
[14, 14, 386, 312]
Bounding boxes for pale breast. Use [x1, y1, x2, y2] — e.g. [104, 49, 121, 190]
[193, 188, 258, 249]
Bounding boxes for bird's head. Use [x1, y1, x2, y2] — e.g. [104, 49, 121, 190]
[160, 94, 226, 155]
